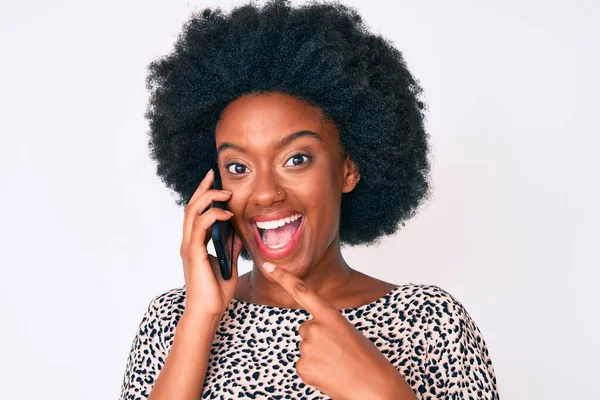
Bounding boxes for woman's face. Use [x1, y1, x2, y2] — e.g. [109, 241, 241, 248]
[215, 91, 358, 276]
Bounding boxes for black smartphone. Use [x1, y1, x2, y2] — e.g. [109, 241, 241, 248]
[211, 168, 234, 280]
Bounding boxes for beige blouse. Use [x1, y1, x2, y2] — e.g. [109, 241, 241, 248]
[120, 283, 499, 399]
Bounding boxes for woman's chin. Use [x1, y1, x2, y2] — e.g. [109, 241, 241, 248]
[249, 247, 312, 278]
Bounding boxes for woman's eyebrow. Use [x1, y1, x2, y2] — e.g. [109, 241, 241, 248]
[276, 130, 321, 149]
[217, 130, 322, 154]
[217, 142, 245, 154]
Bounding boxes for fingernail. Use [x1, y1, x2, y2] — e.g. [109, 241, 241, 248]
[220, 190, 232, 195]
[263, 262, 276, 273]
[225, 210, 234, 216]
[205, 169, 214, 177]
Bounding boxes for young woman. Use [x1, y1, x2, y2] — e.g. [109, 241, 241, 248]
[120, 1, 499, 399]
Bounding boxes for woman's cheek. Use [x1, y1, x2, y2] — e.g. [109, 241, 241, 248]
[227, 196, 247, 226]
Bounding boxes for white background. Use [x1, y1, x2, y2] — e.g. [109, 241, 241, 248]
[1, 0, 598, 398]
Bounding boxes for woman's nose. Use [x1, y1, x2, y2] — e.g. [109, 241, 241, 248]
[250, 170, 285, 207]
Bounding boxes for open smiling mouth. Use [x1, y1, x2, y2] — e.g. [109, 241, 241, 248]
[251, 213, 305, 259]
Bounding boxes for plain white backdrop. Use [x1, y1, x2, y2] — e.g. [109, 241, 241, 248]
[1, 0, 598, 398]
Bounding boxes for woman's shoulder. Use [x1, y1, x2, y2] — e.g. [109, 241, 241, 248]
[139, 286, 188, 350]
[392, 284, 499, 397]
[393, 283, 490, 344]
[151, 285, 187, 305]
[392, 283, 471, 319]
[395, 282, 463, 301]
[143, 285, 187, 324]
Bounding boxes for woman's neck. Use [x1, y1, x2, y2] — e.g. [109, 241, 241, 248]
[238, 244, 355, 309]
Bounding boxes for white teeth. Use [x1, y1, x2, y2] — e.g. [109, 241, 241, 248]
[256, 213, 302, 230]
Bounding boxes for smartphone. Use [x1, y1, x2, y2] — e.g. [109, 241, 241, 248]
[211, 168, 234, 280]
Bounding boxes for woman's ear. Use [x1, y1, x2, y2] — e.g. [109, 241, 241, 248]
[341, 154, 360, 193]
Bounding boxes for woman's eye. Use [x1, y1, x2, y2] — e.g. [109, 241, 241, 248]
[285, 154, 311, 167]
[227, 163, 248, 174]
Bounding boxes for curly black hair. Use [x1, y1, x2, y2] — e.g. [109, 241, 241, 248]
[145, 0, 430, 256]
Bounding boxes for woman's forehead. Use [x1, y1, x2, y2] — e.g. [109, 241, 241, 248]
[215, 91, 339, 149]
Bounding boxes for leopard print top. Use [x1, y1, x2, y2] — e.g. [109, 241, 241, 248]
[119, 284, 499, 399]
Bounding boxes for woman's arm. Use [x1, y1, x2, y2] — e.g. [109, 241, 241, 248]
[147, 312, 220, 400]
[420, 286, 500, 400]
[119, 297, 167, 399]
[119, 297, 220, 400]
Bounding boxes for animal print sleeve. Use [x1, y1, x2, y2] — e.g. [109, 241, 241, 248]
[119, 296, 167, 399]
[420, 286, 500, 400]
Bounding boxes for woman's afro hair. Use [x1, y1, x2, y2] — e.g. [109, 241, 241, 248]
[146, 0, 431, 253]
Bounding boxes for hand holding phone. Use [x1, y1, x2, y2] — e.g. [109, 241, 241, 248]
[179, 169, 239, 318]
[211, 169, 235, 280]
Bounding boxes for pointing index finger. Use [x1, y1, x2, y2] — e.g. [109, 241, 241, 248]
[262, 262, 337, 319]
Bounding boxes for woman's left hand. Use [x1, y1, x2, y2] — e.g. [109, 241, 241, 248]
[261, 262, 417, 400]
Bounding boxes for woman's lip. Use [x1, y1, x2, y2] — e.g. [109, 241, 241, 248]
[251, 217, 305, 260]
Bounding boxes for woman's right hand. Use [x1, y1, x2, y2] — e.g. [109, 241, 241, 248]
[179, 169, 244, 319]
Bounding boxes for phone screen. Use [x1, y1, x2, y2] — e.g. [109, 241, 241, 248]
[211, 168, 234, 280]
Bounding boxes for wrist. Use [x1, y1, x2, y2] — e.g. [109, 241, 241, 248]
[370, 367, 417, 400]
[179, 311, 222, 333]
